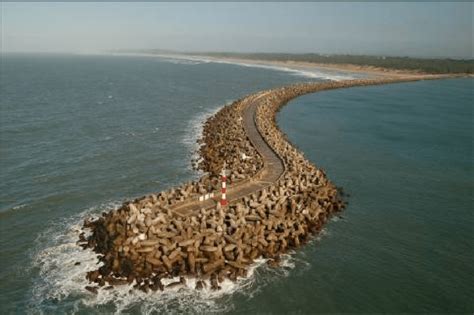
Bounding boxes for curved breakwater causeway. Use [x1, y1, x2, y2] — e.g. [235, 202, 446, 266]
[80, 75, 454, 294]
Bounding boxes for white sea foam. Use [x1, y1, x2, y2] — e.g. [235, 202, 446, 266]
[29, 215, 339, 314]
[160, 57, 206, 66]
[207, 59, 356, 81]
[27, 201, 276, 314]
[181, 103, 229, 175]
[28, 179, 336, 312]
[11, 203, 28, 211]
[102, 52, 357, 81]
[154, 54, 357, 81]
[29, 203, 117, 305]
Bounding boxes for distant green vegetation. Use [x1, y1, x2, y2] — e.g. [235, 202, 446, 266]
[189, 52, 474, 74]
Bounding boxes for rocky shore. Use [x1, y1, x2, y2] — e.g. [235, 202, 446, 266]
[79, 76, 444, 293]
[195, 96, 264, 181]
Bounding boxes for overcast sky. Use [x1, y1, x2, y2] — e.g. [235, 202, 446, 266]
[2, 2, 473, 58]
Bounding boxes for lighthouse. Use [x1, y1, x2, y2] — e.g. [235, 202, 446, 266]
[220, 163, 227, 206]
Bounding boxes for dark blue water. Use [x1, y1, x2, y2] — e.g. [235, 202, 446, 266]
[0, 54, 472, 313]
[0, 53, 329, 314]
[276, 78, 473, 313]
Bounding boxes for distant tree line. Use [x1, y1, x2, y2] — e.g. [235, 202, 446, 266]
[190, 52, 474, 74]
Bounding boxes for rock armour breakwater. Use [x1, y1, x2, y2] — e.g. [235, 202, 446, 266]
[80, 76, 449, 293]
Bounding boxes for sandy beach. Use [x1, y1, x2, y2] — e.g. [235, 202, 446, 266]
[181, 54, 472, 79]
[111, 52, 466, 79]
[183, 55, 423, 77]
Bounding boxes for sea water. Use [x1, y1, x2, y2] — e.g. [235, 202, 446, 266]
[0, 53, 345, 314]
[276, 78, 473, 313]
[0, 53, 471, 313]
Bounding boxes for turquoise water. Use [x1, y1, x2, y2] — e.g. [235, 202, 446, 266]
[0, 54, 472, 313]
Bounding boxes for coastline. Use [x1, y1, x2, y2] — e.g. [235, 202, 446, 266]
[106, 51, 468, 79]
[181, 54, 421, 77]
[167, 53, 473, 78]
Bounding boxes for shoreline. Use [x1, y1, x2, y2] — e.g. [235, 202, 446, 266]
[170, 53, 473, 78]
[79, 75, 462, 294]
[6, 51, 472, 79]
[105, 51, 470, 79]
[180, 54, 421, 77]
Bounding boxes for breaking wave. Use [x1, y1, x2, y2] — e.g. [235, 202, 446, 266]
[154, 55, 358, 81]
[98, 52, 359, 81]
[181, 103, 229, 175]
[28, 200, 321, 314]
[208, 59, 357, 81]
[159, 57, 206, 66]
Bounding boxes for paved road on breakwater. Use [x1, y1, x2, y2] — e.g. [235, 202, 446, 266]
[172, 75, 457, 216]
[173, 91, 284, 215]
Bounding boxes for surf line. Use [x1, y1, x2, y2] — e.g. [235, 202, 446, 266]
[79, 74, 458, 293]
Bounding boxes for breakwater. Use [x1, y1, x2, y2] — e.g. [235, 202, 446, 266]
[80, 75, 449, 293]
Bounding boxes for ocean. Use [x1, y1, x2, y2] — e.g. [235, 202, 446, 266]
[0, 54, 472, 313]
[277, 79, 473, 313]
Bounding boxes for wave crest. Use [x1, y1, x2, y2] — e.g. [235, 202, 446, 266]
[28, 201, 310, 314]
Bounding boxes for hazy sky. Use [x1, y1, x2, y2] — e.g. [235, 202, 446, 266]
[2, 2, 473, 58]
